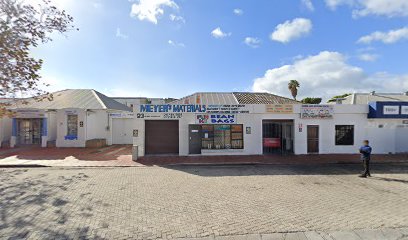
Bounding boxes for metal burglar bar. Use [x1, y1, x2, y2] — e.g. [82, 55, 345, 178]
[262, 120, 294, 155]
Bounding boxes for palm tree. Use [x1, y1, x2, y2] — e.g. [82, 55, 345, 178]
[288, 80, 300, 100]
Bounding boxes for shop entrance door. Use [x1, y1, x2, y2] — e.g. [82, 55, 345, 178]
[262, 120, 294, 155]
[307, 125, 319, 153]
[189, 125, 202, 154]
[17, 119, 42, 145]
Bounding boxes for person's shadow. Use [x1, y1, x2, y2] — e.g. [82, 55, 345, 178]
[371, 176, 408, 184]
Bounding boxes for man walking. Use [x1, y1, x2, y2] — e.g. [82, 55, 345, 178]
[359, 140, 372, 178]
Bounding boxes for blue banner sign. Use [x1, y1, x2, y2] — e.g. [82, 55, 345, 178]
[140, 104, 206, 113]
[369, 101, 408, 119]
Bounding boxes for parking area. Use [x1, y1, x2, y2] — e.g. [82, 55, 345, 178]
[1, 164, 408, 239]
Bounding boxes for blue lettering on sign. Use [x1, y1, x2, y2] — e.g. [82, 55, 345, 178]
[140, 104, 206, 113]
[210, 114, 236, 123]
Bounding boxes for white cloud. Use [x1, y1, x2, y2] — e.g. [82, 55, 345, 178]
[358, 27, 408, 44]
[168, 40, 185, 47]
[130, 0, 178, 24]
[301, 0, 315, 11]
[169, 14, 185, 23]
[244, 37, 261, 48]
[116, 28, 129, 39]
[233, 8, 244, 16]
[211, 27, 231, 39]
[325, 0, 408, 17]
[358, 53, 379, 62]
[270, 18, 312, 43]
[252, 51, 408, 99]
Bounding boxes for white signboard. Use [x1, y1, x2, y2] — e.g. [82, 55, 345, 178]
[136, 113, 183, 119]
[14, 109, 45, 118]
[109, 112, 135, 118]
[300, 105, 334, 119]
[383, 106, 400, 115]
[401, 106, 408, 115]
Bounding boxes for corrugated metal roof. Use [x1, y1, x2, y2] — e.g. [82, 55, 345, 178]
[171, 92, 299, 105]
[9, 89, 131, 111]
[170, 93, 239, 105]
[233, 92, 299, 104]
[342, 93, 408, 104]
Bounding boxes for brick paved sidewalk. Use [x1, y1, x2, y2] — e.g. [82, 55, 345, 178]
[174, 227, 408, 240]
[1, 145, 408, 167]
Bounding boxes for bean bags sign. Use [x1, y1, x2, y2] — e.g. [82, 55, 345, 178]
[196, 114, 236, 124]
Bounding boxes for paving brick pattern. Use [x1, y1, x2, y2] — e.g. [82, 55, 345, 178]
[1, 164, 408, 239]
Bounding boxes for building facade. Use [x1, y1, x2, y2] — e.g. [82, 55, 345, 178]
[1, 90, 407, 156]
[132, 94, 372, 157]
[4, 89, 132, 148]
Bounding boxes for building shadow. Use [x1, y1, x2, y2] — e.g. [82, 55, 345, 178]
[162, 163, 408, 177]
[0, 145, 132, 162]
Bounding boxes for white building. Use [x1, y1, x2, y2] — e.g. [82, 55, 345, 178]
[340, 92, 408, 154]
[2, 90, 407, 156]
[132, 92, 379, 157]
[5, 89, 131, 148]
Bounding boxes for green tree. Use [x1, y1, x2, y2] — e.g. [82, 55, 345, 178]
[288, 80, 300, 100]
[0, 0, 77, 116]
[327, 93, 351, 103]
[301, 97, 322, 104]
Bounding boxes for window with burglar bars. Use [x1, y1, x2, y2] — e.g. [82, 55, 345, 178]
[201, 124, 244, 150]
[335, 125, 354, 145]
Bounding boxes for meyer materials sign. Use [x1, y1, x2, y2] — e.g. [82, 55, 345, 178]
[266, 104, 293, 113]
[138, 104, 250, 114]
[196, 114, 236, 124]
[300, 105, 334, 119]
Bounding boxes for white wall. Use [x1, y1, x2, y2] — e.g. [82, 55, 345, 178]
[0, 117, 12, 147]
[56, 109, 87, 147]
[366, 119, 408, 154]
[133, 104, 372, 157]
[47, 112, 58, 141]
[86, 110, 109, 141]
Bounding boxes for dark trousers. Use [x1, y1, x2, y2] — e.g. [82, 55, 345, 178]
[363, 159, 370, 176]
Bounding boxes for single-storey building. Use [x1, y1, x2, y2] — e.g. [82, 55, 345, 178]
[2, 90, 407, 156]
[339, 92, 408, 154]
[132, 92, 378, 157]
[4, 89, 131, 148]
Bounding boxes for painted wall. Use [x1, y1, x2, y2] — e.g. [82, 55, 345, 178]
[133, 104, 374, 157]
[86, 110, 110, 141]
[56, 109, 87, 147]
[47, 112, 58, 142]
[366, 119, 408, 154]
[0, 117, 12, 147]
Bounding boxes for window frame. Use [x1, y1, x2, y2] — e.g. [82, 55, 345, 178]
[66, 114, 79, 140]
[335, 125, 354, 146]
[201, 124, 244, 150]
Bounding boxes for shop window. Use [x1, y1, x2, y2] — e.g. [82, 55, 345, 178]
[335, 125, 354, 145]
[201, 124, 243, 149]
[66, 115, 78, 140]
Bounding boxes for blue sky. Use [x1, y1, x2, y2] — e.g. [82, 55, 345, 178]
[32, 0, 408, 100]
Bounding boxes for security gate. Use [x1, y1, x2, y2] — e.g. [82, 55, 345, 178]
[262, 120, 294, 155]
[17, 119, 42, 145]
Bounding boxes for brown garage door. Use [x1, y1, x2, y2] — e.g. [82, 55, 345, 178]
[145, 120, 179, 155]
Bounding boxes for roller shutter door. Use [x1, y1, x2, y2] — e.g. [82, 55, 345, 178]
[145, 120, 179, 154]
